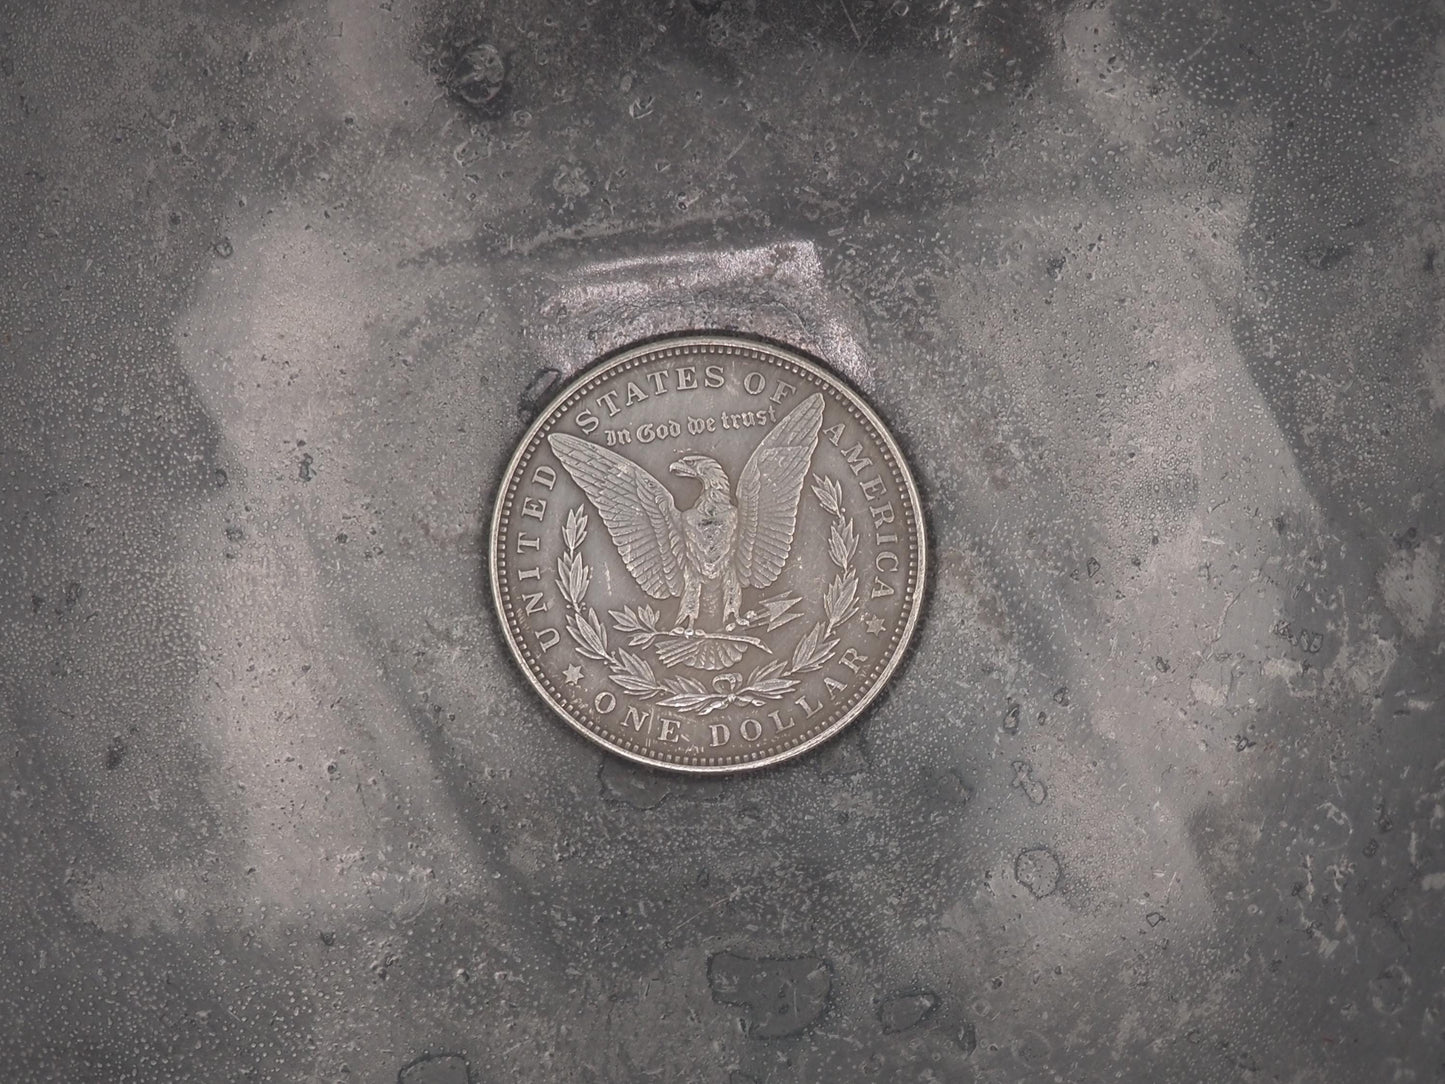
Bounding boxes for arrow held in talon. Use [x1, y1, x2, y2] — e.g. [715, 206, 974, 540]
[754, 593, 805, 631]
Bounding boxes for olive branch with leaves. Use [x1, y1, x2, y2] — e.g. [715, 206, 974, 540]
[553, 472, 861, 717]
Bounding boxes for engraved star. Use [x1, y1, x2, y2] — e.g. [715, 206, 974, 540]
[863, 613, 886, 636]
[563, 663, 584, 685]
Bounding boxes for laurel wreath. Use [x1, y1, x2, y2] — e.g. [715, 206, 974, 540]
[554, 472, 861, 717]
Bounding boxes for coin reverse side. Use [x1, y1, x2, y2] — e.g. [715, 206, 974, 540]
[490, 334, 926, 773]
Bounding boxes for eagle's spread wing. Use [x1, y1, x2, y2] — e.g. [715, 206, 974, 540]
[547, 434, 687, 599]
[733, 393, 826, 589]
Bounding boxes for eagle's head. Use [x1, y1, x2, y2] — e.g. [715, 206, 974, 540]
[669, 454, 730, 490]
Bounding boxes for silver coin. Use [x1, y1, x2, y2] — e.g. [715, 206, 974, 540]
[490, 334, 926, 773]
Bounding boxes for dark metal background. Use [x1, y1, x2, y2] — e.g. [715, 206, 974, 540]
[1, 1, 1442, 1081]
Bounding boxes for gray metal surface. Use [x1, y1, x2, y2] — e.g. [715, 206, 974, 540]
[1, 1, 1442, 1081]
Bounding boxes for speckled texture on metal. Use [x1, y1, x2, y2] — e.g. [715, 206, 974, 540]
[1, 1, 1443, 1081]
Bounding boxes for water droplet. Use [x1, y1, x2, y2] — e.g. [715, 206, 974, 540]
[449, 41, 506, 112]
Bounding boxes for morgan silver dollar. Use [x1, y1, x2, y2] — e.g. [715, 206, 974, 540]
[490, 334, 927, 773]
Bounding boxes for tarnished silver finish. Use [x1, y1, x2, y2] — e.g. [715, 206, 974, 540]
[491, 334, 925, 772]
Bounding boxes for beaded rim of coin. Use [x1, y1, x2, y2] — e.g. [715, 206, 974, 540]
[489, 333, 927, 774]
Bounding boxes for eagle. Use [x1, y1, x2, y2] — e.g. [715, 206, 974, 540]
[547, 392, 825, 640]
